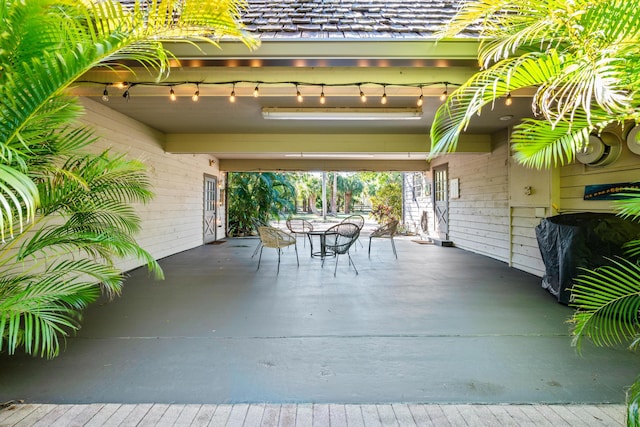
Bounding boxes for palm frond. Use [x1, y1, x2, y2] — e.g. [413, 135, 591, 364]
[1, 0, 256, 235]
[0, 256, 126, 358]
[628, 375, 640, 426]
[0, 165, 39, 241]
[570, 257, 640, 350]
[509, 114, 618, 168]
[615, 189, 640, 221]
[429, 51, 563, 156]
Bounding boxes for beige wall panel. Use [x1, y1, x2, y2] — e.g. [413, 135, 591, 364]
[80, 98, 224, 272]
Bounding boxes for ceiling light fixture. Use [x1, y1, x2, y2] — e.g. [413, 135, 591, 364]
[229, 83, 236, 103]
[169, 86, 176, 101]
[440, 84, 448, 102]
[262, 107, 422, 120]
[381, 86, 388, 105]
[296, 84, 303, 103]
[192, 84, 200, 102]
[359, 85, 367, 103]
[505, 92, 512, 106]
[417, 86, 424, 107]
[102, 85, 109, 102]
[253, 84, 260, 97]
[320, 85, 326, 105]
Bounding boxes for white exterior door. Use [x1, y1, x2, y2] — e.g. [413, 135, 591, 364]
[204, 175, 217, 243]
[433, 164, 449, 240]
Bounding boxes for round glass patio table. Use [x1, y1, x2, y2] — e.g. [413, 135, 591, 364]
[305, 230, 337, 259]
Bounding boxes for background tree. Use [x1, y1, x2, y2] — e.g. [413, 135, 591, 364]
[331, 172, 338, 216]
[431, 0, 640, 422]
[369, 181, 402, 224]
[338, 174, 365, 214]
[0, 0, 254, 358]
[293, 173, 322, 214]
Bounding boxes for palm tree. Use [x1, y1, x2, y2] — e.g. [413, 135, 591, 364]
[338, 174, 365, 214]
[430, 0, 640, 422]
[0, 0, 255, 358]
[228, 172, 295, 235]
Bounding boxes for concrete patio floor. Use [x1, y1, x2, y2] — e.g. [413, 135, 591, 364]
[0, 233, 637, 409]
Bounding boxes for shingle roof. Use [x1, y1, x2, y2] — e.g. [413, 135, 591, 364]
[243, 0, 479, 39]
[117, 0, 479, 40]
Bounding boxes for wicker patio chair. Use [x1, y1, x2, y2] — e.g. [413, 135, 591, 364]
[286, 218, 314, 247]
[257, 226, 299, 274]
[368, 219, 399, 259]
[251, 218, 269, 258]
[322, 222, 360, 276]
[340, 214, 365, 248]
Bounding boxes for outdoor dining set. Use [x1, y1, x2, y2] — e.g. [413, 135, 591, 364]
[253, 215, 399, 276]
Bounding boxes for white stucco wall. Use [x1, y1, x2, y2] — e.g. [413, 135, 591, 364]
[79, 97, 224, 273]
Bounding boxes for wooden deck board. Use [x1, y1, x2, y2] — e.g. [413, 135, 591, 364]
[11, 404, 55, 427]
[422, 405, 452, 427]
[260, 404, 280, 427]
[328, 404, 346, 427]
[312, 404, 329, 427]
[209, 404, 233, 427]
[279, 404, 297, 427]
[0, 403, 626, 426]
[243, 403, 265, 426]
[156, 404, 185, 426]
[344, 405, 365, 427]
[294, 404, 313, 427]
[376, 404, 398, 427]
[30, 404, 72, 427]
[50, 404, 94, 427]
[390, 404, 416, 426]
[407, 404, 433, 427]
[83, 404, 121, 427]
[360, 404, 382, 427]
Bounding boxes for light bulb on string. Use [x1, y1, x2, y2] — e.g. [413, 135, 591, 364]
[381, 86, 387, 105]
[320, 85, 326, 105]
[296, 84, 303, 103]
[417, 86, 424, 107]
[192, 84, 200, 102]
[102, 85, 109, 102]
[505, 92, 512, 106]
[359, 85, 367, 103]
[440, 84, 448, 102]
[253, 84, 260, 97]
[169, 86, 176, 101]
[122, 86, 130, 101]
[230, 83, 236, 103]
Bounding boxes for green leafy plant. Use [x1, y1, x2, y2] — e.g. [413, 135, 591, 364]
[228, 172, 295, 236]
[432, 0, 640, 422]
[369, 181, 402, 224]
[0, 0, 254, 358]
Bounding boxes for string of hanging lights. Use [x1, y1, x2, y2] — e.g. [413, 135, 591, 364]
[86, 80, 515, 107]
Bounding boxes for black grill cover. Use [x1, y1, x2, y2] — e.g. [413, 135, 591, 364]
[535, 212, 640, 304]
